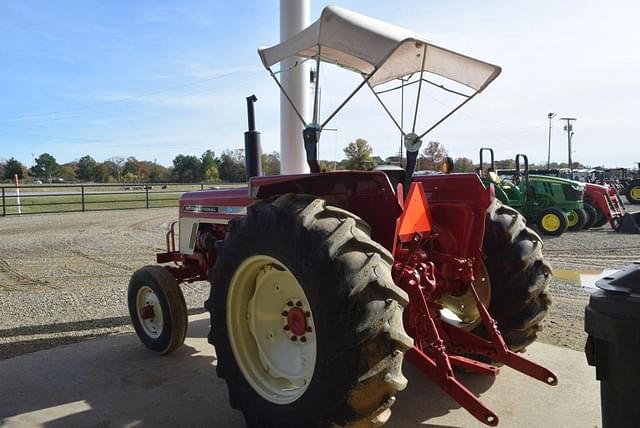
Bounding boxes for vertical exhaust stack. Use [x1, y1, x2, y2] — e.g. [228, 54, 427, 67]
[244, 95, 262, 181]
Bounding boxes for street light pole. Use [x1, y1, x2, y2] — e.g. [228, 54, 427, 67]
[560, 117, 576, 178]
[547, 112, 556, 169]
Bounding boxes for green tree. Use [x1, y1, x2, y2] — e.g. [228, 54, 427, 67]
[203, 164, 220, 182]
[219, 150, 246, 182]
[108, 156, 125, 182]
[31, 153, 59, 182]
[417, 141, 448, 171]
[453, 157, 475, 172]
[58, 164, 77, 181]
[343, 138, 374, 170]
[77, 155, 97, 181]
[123, 172, 138, 182]
[3, 158, 25, 180]
[172, 154, 202, 183]
[495, 159, 515, 170]
[123, 157, 141, 179]
[94, 162, 114, 182]
[261, 151, 281, 175]
[319, 159, 336, 172]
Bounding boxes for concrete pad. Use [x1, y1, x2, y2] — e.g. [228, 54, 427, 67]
[0, 314, 601, 427]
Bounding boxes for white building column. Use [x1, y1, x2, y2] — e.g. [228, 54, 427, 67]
[279, 0, 310, 174]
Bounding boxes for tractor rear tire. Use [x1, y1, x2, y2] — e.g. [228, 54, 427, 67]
[207, 194, 412, 428]
[567, 208, 587, 232]
[625, 180, 640, 204]
[582, 203, 597, 230]
[536, 207, 568, 236]
[128, 265, 188, 355]
[482, 199, 552, 352]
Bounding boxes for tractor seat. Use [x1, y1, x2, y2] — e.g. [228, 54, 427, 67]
[488, 171, 502, 184]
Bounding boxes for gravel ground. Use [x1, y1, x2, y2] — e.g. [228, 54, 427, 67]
[0, 208, 210, 360]
[1, 206, 638, 360]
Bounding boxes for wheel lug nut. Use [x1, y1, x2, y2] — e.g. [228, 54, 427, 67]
[291, 336, 298, 342]
[306, 326, 312, 332]
[282, 311, 288, 316]
[296, 301, 302, 307]
[304, 311, 310, 318]
[284, 325, 290, 331]
[300, 336, 307, 343]
[287, 301, 293, 307]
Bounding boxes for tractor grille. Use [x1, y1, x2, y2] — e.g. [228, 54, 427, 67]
[562, 185, 584, 201]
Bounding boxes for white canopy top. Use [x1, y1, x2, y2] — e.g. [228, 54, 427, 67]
[258, 5, 501, 91]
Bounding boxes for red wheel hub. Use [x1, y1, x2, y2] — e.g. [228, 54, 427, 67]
[141, 304, 155, 320]
[286, 307, 307, 336]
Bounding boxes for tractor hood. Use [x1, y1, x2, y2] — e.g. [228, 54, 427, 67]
[529, 174, 585, 190]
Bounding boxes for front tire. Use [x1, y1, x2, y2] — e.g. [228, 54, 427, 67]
[208, 194, 412, 427]
[128, 265, 188, 355]
[582, 203, 598, 230]
[482, 199, 552, 351]
[536, 207, 568, 236]
[567, 208, 587, 232]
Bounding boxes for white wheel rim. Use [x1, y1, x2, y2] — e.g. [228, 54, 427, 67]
[227, 255, 316, 404]
[136, 285, 164, 339]
[438, 261, 491, 331]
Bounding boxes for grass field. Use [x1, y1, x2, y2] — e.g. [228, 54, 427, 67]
[1, 183, 244, 215]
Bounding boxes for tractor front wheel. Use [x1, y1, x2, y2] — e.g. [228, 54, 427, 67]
[536, 207, 568, 236]
[582, 203, 598, 230]
[208, 194, 412, 427]
[128, 265, 188, 355]
[567, 208, 587, 232]
[483, 199, 552, 352]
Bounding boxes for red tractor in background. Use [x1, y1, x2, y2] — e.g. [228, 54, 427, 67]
[127, 6, 556, 427]
[584, 182, 640, 233]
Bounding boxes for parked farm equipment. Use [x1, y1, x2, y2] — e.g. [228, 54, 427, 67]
[478, 148, 586, 235]
[517, 169, 640, 234]
[128, 6, 556, 427]
[625, 164, 640, 204]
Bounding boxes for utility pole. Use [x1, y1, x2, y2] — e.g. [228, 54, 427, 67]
[547, 112, 556, 169]
[560, 117, 576, 178]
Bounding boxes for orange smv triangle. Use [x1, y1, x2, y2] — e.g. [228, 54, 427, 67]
[397, 182, 432, 243]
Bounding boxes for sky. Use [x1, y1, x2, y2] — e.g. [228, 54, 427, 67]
[1, 0, 639, 169]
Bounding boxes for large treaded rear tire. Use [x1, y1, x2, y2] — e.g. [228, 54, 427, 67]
[482, 199, 552, 352]
[207, 194, 412, 427]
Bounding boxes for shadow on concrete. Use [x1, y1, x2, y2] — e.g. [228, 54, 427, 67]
[0, 308, 208, 361]
[389, 363, 496, 427]
[0, 308, 207, 338]
[0, 316, 245, 427]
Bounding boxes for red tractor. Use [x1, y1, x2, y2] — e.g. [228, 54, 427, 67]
[127, 6, 556, 426]
[584, 182, 640, 233]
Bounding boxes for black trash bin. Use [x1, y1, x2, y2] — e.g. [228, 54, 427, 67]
[585, 261, 640, 428]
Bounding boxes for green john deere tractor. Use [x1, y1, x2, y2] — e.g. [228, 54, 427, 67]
[478, 148, 586, 236]
[625, 162, 640, 204]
